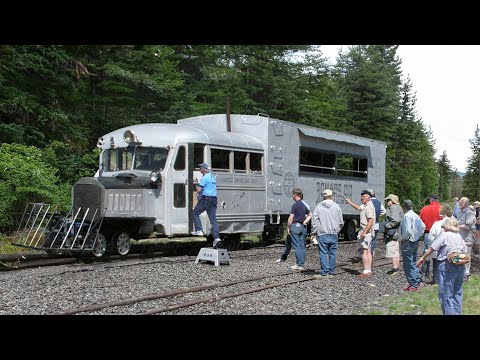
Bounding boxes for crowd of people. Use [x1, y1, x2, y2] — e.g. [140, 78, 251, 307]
[190, 162, 477, 315]
[276, 189, 480, 315]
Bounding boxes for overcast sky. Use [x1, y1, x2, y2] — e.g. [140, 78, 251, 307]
[321, 45, 480, 173]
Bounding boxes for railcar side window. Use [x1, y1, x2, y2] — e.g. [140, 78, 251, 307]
[250, 153, 263, 174]
[173, 183, 186, 208]
[193, 144, 205, 170]
[211, 149, 230, 172]
[174, 146, 186, 171]
[234, 151, 247, 173]
[336, 154, 367, 178]
[299, 147, 367, 179]
[299, 148, 335, 175]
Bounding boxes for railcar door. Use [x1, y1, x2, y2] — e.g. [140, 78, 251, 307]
[168, 144, 192, 234]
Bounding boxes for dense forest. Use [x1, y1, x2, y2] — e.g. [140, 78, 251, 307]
[1, 45, 478, 232]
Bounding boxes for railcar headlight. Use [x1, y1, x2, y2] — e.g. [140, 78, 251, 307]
[124, 130, 135, 144]
[150, 171, 160, 183]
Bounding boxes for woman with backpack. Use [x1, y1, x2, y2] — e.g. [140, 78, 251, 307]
[417, 217, 468, 315]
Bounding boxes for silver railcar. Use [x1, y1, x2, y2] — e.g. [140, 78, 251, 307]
[16, 114, 386, 257]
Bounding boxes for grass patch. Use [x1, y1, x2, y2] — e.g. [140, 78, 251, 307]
[371, 275, 480, 315]
[0, 235, 37, 255]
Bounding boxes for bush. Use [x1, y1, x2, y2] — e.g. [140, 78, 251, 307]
[0, 143, 70, 231]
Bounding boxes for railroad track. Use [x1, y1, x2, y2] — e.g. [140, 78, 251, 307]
[56, 255, 394, 315]
[0, 240, 359, 271]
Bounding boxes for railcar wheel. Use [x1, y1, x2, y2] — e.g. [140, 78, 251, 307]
[92, 233, 108, 258]
[112, 232, 131, 256]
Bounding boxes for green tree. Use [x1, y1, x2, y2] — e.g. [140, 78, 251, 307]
[436, 150, 453, 200]
[0, 143, 70, 230]
[334, 45, 401, 138]
[450, 171, 463, 199]
[387, 76, 438, 209]
[0, 45, 76, 148]
[463, 124, 480, 200]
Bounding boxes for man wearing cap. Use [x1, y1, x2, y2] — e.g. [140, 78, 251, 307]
[311, 189, 344, 278]
[191, 162, 223, 249]
[345, 189, 385, 262]
[380, 194, 404, 275]
[400, 199, 425, 291]
[350, 190, 375, 277]
[419, 194, 443, 283]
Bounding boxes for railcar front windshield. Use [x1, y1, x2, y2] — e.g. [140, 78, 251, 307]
[102, 146, 169, 172]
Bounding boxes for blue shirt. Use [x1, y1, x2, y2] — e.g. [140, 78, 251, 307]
[400, 210, 425, 242]
[198, 172, 217, 196]
[291, 200, 310, 223]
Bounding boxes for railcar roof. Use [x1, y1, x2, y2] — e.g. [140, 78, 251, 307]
[100, 123, 264, 150]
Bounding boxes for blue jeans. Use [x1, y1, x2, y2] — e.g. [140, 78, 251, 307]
[193, 196, 220, 239]
[437, 260, 465, 315]
[401, 240, 421, 288]
[280, 234, 292, 260]
[289, 223, 307, 267]
[421, 233, 431, 277]
[318, 234, 338, 275]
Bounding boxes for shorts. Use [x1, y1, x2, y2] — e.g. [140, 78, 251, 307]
[385, 240, 399, 258]
[357, 231, 372, 250]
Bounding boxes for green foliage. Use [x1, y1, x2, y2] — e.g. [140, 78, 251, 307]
[43, 141, 99, 184]
[0, 45, 77, 148]
[0, 143, 70, 229]
[370, 275, 480, 315]
[0, 44, 468, 229]
[436, 150, 453, 200]
[463, 125, 480, 200]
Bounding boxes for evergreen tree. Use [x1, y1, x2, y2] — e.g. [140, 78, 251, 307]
[334, 45, 401, 138]
[436, 150, 453, 200]
[388, 76, 438, 209]
[463, 124, 480, 200]
[450, 170, 463, 199]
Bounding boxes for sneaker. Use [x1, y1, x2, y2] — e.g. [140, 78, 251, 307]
[275, 258, 286, 263]
[386, 268, 399, 275]
[356, 272, 372, 278]
[191, 230, 204, 236]
[406, 286, 418, 292]
[213, 240, 224, 249]
[290, 264, 305, 271]
[314, 274, 333, 279]
[312, 238, 318, 246]
[402, 285, 412, 291]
